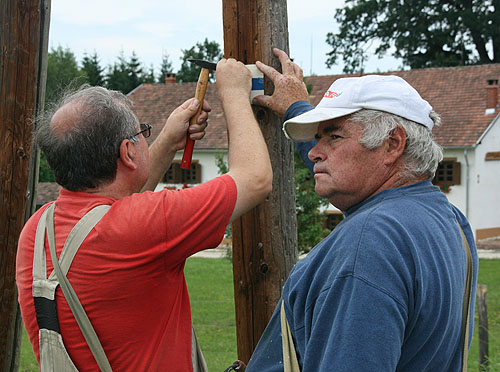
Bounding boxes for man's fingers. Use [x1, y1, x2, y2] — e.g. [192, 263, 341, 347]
[256, 61, 281, 82]
[188, 121, 207, 140]
[252, 94, 272, 108]
[273, 48, 295, 76]
[202, 100, 212, 112]
[293, 62, 304, 81]
[197, 109, 209, 124]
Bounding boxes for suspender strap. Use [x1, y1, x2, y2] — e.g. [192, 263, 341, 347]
[280, 300, 301, 372]
[45, 203, 113, 372]
[33, 206, 58, 299]
[459, 223, 473, 372]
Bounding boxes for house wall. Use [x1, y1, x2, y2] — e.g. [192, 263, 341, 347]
[441, 148, 471, 218]
[471, 117, 500, 238]
[441, 117, 500, 239]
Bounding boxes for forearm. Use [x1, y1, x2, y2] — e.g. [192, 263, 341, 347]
[224, 97, 272, 221]
[141, 137, 177, 192]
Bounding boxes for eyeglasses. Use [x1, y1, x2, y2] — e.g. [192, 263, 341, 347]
[131, 123, 152, 139]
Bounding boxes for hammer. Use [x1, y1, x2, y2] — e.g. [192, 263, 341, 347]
[180, 59, 217, 169]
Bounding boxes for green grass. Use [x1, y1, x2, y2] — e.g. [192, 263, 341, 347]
[186, 257, 238, 371]
[468, 259, 500, 371]
[19, 326, 38, 372]
[19, 258, 500, 371]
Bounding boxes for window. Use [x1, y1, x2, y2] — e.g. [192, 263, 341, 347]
[432, 158, 461, 186]
[325, 212, 344, 231]
[163, 161, 202, 184]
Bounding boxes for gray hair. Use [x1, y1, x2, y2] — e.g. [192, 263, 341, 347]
[35, 85, 140, 191]
[348, 109, 443, 181]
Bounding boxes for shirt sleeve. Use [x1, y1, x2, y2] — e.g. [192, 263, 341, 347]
[162, 175, 237, 265]
[284, 101, 316, 174]
[295, 275, 406, 371]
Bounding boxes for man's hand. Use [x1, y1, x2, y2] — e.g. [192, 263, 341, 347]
[253, 48, 309, 116]
[161, 97, 211, 151]
[216, 58, 252, 103]
[142, 98, 210, 192]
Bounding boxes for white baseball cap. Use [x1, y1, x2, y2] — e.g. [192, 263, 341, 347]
[283, 75, 434, 141]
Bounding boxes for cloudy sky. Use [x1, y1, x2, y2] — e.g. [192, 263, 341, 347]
[49, 0, 402, 77]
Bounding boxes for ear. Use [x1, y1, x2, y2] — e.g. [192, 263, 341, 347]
[383, 126, 406, 166]
[118, 139, 138, 170]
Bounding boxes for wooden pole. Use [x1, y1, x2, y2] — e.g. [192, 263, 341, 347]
[0, 1, 50, 370]
[477, 284, 489, 371]
[222, 0, 298, 363]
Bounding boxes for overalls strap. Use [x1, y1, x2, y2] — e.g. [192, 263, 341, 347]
[32, 203, 112, 372]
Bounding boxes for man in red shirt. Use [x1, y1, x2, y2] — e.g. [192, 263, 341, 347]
[17, 58, 272, 371]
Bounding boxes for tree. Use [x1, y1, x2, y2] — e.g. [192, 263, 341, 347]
[176, 38, 223, 82]
[158, 51, 174, 83]
[106, 51, 146, 94]
[106, 52, 130, 93]
[81, 51, 105, 86]
[326, 0, 499, 73]
[126, 51, 144, 91]
[45, 46, 87, 105]
[142, 64, 156, 84]
[293, 150, 330, 253]
[38, 152, 55, 183]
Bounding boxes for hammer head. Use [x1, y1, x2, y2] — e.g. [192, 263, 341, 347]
[188, 58, 217, 71]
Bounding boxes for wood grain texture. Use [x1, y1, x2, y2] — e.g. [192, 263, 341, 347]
[222, 0, 298, 363]
[0, 1, 49, 370]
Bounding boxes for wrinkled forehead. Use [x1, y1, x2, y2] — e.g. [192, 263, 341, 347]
[316, 115, 359, 135]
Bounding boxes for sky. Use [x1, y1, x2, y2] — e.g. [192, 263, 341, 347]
[48, 0, 403, 77]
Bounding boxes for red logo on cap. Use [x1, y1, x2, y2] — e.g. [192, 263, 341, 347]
[324, 91, 342, 98]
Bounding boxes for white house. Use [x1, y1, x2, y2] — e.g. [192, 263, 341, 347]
[128, 65, 500, 241]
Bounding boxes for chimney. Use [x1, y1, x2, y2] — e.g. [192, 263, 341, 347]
[486, 78, 498, 111]
[165, 73, 176, 84]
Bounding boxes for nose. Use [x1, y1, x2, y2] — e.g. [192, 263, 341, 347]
[308, 141, 325, 163]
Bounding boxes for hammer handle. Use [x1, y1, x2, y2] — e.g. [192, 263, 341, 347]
[181, 68, 210, 169]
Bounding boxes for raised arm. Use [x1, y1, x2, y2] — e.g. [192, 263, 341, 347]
[216, 58, 273, 222]
[141, 98, 210, 192]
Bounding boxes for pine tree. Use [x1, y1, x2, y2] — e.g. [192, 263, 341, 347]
[81, 51, 105, 86]
[158, 51, 174, 83]
[142, 64, 156, 84]
[127, 51, 144, 91]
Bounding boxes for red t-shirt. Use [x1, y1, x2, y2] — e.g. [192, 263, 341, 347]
[16, 175, 237, 371]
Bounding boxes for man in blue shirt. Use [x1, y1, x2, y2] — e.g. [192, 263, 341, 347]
[245, 48, 478, 371]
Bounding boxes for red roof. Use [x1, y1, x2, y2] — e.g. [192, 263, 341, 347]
[128, 82, 227, 150]
[129, 64, 500, 149]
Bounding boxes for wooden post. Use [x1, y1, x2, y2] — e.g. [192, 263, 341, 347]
[0, 0, 50, 370]
[222, 0, 298, 363]
[477, 284, 489, 371]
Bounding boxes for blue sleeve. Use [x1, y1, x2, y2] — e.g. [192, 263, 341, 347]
[284, 101, 316, 174]
[295, 276, 406, 371]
